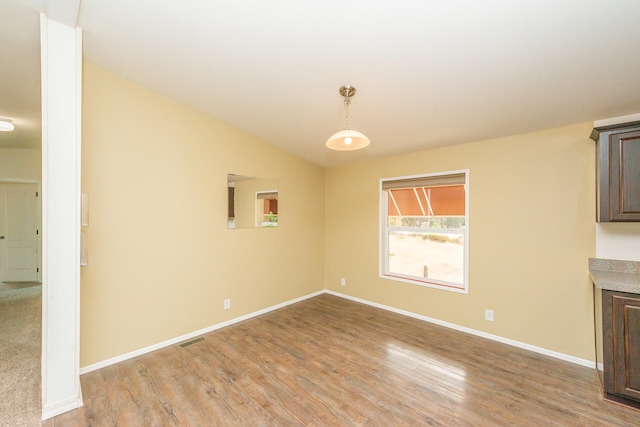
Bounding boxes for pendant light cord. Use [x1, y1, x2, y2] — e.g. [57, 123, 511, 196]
[344, 91, 352, 130]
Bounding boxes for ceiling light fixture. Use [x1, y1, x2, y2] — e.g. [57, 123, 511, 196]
[325, 85, 370, 151]
[0, 119, 14, 132]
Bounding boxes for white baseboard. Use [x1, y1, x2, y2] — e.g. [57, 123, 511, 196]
[41, 394, 83, 421]
[79, 290, 325, 375]
[325, 290, 595, 369]
[80, 288, 595, 376]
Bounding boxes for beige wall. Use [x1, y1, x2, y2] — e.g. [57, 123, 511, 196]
[0, 149, 41, 181]
[80, 63, 325, 367]
[325, 123, 597, 361]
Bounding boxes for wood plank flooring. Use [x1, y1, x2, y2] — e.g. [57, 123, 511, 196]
[44, 294, 640, 426]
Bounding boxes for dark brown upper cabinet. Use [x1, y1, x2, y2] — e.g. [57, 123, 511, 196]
[591, 121, 640, 222]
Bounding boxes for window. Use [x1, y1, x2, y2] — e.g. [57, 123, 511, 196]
[380, 170, 468, 293]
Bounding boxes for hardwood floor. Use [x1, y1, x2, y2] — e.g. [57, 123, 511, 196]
[44, 294, 640, 426]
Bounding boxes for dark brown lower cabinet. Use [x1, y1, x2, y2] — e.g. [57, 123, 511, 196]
[603, 290, 640, 408]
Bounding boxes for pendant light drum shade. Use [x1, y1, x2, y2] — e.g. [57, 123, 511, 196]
[325, 129, 370, 151]
[325, 85, 370, 151]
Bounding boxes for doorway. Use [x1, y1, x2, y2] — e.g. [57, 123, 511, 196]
[0, 183, 41, 284]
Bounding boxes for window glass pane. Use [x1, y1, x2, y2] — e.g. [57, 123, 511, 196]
[388, 229, 464, 285]
[388, 185, 465, 216]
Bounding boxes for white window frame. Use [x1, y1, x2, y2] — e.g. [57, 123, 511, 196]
[379, 170, 469, 294]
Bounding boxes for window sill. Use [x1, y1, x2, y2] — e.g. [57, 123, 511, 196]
[380, 273, 468, 294]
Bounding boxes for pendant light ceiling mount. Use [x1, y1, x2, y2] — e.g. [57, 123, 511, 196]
[339, 85, 356, 98]
[326, 85, 370, 151]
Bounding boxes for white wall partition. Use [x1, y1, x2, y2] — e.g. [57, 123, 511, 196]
[40, 15, 83, 419]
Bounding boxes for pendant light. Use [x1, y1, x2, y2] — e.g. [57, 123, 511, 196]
[325, 85, 370, 151]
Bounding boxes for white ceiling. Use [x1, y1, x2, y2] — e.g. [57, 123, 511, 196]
[2, 1, 640, 166]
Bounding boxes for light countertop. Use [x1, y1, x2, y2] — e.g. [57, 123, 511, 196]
[589, 258, 640, 294]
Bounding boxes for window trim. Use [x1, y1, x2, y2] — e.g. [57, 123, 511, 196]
[379, 170, 469, 294]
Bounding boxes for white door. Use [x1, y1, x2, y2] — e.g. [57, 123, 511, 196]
[0, 183, 39, 282]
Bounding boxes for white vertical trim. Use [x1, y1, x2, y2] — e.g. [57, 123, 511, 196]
[74, 23, 83, 412]
[463, 170, 470, 292]
[40, 15, 83, 420]
[40, 18, 49, 414]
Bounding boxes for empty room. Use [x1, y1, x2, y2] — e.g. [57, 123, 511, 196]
[2, 1, 640, 425]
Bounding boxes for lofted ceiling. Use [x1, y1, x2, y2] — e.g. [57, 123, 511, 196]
[2, 1, 640, 166]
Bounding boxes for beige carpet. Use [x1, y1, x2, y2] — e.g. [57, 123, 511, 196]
[0, 284, 42, 426]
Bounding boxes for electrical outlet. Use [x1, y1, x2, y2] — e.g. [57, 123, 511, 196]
[340, 278, 346, 286]
[224, 298, 231, 310]
[485, 309, 494, 322]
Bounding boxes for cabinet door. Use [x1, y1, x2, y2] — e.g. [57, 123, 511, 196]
[612, 293, 640, 401]
[609, 130, 640, 221]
